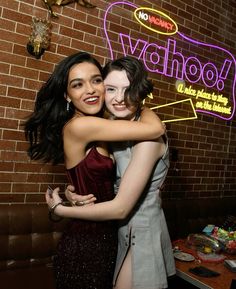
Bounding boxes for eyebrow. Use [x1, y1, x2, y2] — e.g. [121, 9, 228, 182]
[104, 84, 116, 87]
[105, 84, 129, 89]
[69, 74, 102, 86]
[69, 78, 81, 85]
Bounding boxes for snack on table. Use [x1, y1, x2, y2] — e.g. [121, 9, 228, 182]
[211, 227, 236, 254]
[197, 251, 226, 263]
[186, 233, 224, 253]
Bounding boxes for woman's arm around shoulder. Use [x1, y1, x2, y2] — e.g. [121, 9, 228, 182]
[63, 108, 165, 144]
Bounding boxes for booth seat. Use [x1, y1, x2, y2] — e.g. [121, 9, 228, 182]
[0, 196, 235, 289]
[0, 204, 67, 289]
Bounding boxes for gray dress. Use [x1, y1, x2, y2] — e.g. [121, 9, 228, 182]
[112, 137, 176, 289]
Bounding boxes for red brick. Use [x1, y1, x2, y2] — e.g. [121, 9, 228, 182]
[0, 0, 235, 203]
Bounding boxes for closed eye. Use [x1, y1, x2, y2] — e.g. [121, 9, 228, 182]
[105, 86, 116, 92]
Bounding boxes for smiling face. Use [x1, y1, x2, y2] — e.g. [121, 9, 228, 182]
[66, 62, 105, 116]
[104, 70, 137, 120]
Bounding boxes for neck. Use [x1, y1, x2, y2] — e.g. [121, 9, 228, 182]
[74, 110, 84, 117]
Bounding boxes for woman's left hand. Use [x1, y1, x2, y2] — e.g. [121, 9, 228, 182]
[45, 186, 63, 211]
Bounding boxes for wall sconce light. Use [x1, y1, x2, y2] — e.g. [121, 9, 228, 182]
[26, 17, 52, 59]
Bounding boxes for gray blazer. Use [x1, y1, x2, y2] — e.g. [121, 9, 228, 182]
[112, 137, 176, 289]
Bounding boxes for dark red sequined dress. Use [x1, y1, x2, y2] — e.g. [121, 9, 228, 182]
[53, 147, 117, 289]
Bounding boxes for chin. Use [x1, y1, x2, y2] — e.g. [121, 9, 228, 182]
[87, 104, 104, 115]
[113, 113, 132, 120]
[111, 108, 134, 119]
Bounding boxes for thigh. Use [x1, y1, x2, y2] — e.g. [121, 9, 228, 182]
[114, 249, 132, 289]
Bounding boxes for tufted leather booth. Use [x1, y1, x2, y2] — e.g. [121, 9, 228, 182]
[0, 204, 68, 289]
[0, 197, 235, 289]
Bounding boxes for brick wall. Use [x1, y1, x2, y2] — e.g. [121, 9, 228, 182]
[0, 0, 235, 203]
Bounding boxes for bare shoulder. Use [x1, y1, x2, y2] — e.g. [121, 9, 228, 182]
[64, 116, 98, 136]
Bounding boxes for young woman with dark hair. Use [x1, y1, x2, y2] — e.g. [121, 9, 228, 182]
[102, 55, 153, 109]
[47, 56, 175, 289]
[24, 52, 165, 289]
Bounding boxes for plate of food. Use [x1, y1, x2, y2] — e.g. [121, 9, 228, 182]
[174, 252, 195, 262]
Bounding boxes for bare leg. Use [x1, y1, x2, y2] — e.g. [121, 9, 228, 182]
[114, 249, 132, 289]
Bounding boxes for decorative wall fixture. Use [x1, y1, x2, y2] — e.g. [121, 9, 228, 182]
[27, 17, 52, 59]
[42, 0, 96, 18]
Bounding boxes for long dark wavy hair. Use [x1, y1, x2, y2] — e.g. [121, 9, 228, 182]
[24, 52, 103, 165]
[102, 56, 153, 110]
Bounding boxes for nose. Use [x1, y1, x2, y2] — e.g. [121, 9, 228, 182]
[86, 82, 95, 94]
[114, 90, 124, 102]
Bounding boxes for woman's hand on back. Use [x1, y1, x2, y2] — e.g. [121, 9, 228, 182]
[65, 184, 97, 206]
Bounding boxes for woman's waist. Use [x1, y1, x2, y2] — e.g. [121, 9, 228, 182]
[69, 187, 115, 200]
[68, 218, 117, 232]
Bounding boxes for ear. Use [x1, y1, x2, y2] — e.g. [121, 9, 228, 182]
[64, 93, 71, 103]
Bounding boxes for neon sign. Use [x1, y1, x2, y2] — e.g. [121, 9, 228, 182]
[134, 8, 178, 35]
[103, 1, 236, 121]
[151, 98, 197, 123]
[176, 82, 231, 114]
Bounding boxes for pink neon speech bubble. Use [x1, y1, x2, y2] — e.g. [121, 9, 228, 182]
[103, 1, 236, 121]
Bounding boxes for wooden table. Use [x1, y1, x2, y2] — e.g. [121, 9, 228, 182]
[173, 240, 236, 289]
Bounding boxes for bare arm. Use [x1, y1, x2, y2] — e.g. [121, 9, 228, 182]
[65, 107, 165, 143]
[48, 139, 166, 220]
